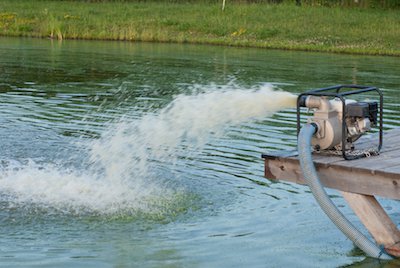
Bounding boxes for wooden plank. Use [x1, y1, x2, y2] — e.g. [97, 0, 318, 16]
[295, 129, 400, 168]
[341, 192, 400, 257]
[263, 128, 400, 199]
[336, 151, 400, 170]
[383, 165, 400, 174]
[265, 157, 400, 199]
[264, 158, 303, 184]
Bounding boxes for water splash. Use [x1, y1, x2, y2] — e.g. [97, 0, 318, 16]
[0, 83, 296, 216]
[0, 160, 180, 217]
[89, 83, 296, 174]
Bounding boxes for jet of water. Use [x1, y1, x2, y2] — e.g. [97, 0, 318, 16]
[0, 83, 297, 216]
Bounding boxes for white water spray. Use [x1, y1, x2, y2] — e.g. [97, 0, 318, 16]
[0, 83, 296, 215]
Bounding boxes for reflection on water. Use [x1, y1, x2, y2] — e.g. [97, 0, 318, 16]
[0, 37, 399, 267]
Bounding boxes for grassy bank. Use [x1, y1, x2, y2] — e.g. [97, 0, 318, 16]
[0, 1, 399, 55]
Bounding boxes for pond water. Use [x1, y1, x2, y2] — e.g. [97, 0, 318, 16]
[0, 37, 399, 267]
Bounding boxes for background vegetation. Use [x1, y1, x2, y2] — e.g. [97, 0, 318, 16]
[43, 0, 400, 8]
[0, 0, 399, 55]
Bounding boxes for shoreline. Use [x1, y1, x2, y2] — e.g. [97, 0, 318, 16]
[0, 1, 399, 56]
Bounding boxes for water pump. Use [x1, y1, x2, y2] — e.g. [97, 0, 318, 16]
[295, 86, 392, 259]
[297, 85, 383, 160]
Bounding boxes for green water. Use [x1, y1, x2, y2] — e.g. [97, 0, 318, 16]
[0, 37, 399, 267]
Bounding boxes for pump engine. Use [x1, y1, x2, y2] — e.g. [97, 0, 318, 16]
[297, 85, 382, 160]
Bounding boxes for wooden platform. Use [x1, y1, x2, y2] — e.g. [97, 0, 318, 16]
[262, 128, 400, 257]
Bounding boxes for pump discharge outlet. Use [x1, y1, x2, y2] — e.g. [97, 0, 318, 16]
[296, 85, 383, 160]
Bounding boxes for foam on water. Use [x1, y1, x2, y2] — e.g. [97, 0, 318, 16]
[0, 160, 176, 216]
[0, 83, 296, 216]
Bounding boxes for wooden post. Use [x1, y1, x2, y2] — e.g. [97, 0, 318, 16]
[341, 192, 400, 257]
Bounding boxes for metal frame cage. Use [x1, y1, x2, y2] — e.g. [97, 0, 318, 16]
[296, 84, 383, 160]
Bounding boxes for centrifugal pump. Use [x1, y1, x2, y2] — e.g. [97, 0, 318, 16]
[296, 85, 383, 160]
[295, 85, 391, 260]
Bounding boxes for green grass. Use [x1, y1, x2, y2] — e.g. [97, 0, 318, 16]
[0, 1, 399, 55]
